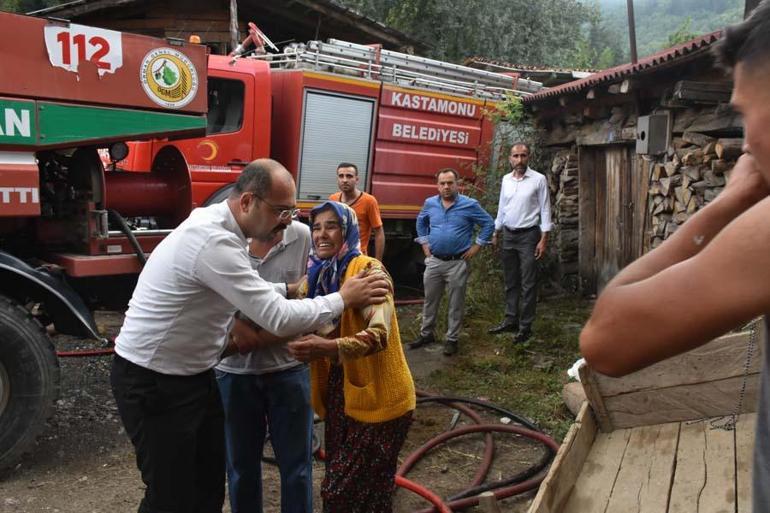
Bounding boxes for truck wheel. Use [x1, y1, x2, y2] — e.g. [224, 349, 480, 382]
[0, 295, 60, 472]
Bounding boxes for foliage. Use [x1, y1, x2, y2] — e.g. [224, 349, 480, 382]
[0, 0, 63, 12]
[667, 17, 698, 47]
[598, 0, 742, 59]
[405, 295, 591, 440]
[343, 0, 596, 67]
[342, 0, 741, 70]
[484, 93, 524, 125]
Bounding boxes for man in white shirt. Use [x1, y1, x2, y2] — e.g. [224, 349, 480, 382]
[110, 159, 388, 513]
[216, 222, 314, 513]
[489, 143, 552, 344]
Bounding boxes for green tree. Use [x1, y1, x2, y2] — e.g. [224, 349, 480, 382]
[666, 17, 698, 46]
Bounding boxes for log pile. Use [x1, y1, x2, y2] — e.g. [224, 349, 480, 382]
[647, 134, 739, 248]
[549, 149, 580, 289]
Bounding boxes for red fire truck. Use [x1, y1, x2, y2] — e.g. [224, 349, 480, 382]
[0, 11, 208, 470]
[118, 39, 540, 275]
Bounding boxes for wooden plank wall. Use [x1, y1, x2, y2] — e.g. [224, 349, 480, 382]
[94, 1, 235, 51]
[578, 148, 597, 293]
[581, 328, 763, 431]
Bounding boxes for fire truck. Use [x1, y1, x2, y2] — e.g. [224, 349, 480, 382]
[0, 11, 207, 470]
[118, 38, 541, 278]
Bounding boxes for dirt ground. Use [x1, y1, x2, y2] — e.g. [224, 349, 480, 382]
[0, 308, 549, 513]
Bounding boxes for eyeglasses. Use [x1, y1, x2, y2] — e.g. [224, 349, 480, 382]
[251, 193, 299, 221]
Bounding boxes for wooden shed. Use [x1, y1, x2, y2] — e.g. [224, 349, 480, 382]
[524, 32, 743, 294]
[29, 0, 425, 55]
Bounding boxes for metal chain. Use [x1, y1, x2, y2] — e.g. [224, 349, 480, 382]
[709, 318, 760, 431]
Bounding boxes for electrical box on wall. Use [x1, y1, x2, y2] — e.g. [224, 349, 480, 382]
[636, 113, 670, 155]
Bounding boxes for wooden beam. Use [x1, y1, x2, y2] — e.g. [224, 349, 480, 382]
[604, 373, 761, 429]
[619, 79, 632, 94]
[528, 403, 598, 513]
[562, 427, 632, 513]
[589, 331, 757, 396]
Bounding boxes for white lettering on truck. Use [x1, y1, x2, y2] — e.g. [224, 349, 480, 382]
[390, 92, 476, 118]
[0, 108, 31, 138]
[391, 122, 469, 145]
[0, 187, 40, 204]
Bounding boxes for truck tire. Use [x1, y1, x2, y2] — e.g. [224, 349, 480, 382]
[0, 295, 60, 472]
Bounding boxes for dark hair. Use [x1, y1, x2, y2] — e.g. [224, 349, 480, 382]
[336, 162, 359, 176]
[231, 158, 276, 198]
[714, 0, 770, 71]
[510, 142, 531, 154]
[436, 168, 459, 180]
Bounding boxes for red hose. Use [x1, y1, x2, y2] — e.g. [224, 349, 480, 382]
[395, 475, 452, 513]
[56, 347, 115, 358]
[399, 393, 495, 489]
[316, 448, 453, 512]
[394, 298, 425, 306]
[410, 424, 559, 513]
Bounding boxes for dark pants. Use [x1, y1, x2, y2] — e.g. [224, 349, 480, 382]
[501, 227, 541, 331]
[216, 365, 313, 513]
[110, 354, 225, 513]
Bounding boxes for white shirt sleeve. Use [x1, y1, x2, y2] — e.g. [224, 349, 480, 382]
[193, 234, 344, 337]
[538, 176, 553, 232]
[494, 175, 507, 232]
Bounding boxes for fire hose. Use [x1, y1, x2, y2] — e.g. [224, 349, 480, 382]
[265, 391, 558, 512]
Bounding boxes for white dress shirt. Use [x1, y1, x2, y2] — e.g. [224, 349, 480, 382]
[115, 201, 343, 375]
[494, 168, 552, 232]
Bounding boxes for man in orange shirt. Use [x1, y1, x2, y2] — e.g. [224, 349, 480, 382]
[329, 162, 385, 260]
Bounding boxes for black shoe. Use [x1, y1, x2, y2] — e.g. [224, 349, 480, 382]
[443, 339, 458, 356]
[488, 320, 518, 334]
[513, 329, 532, 344]
[408, 333, 435, 350]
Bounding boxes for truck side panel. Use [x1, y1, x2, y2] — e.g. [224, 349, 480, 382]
[0, 12, 207, 115]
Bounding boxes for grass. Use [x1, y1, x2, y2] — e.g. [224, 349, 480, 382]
[401, 264, 592, 442]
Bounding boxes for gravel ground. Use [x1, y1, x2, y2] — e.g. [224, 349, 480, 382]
[0, 309, 546, 513]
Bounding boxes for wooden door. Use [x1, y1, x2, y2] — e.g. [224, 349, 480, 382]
[579, 145, 643, 293]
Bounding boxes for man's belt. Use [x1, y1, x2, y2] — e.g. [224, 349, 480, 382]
[432, 253, 465, 261]
[504, 225, 538, 234]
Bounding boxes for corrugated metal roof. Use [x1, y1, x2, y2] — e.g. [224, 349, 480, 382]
[523, 30, 723, 104]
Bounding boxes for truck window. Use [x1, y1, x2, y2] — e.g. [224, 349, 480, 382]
[207, 78, 244, 135]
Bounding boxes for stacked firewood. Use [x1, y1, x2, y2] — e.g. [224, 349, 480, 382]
[648, 133, 741, 248]
[549, 149, 580, 284]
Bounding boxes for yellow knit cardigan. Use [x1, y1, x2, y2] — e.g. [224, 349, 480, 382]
[310, 255, 416, 423]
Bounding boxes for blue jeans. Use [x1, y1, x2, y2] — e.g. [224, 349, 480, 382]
[216, 365, 313, 513]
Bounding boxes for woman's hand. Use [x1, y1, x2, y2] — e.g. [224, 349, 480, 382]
[288, 334, 338, 362]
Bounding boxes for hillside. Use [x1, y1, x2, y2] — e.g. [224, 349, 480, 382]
[598, 0, 743, 60]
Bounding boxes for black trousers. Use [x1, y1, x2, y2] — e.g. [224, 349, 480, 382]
[111, 354, 225, 513]
[500, 226, 541, 331]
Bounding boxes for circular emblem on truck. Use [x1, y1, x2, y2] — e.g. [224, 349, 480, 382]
[140, 48, 198, 109]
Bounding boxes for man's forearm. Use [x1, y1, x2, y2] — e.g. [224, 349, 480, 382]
[606, 189, 757, 289]
[374, 230, 385, 261]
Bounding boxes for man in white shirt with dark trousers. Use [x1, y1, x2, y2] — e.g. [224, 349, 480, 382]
[489, 143, 552, 344]
[110, 158, 388, 513]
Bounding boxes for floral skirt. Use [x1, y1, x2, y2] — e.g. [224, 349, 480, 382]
[321, 364, 413, 513]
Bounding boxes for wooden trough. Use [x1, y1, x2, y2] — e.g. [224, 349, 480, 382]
[528, 328, 763, 513]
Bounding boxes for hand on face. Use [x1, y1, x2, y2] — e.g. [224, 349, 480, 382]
[724, 153, 770, 207]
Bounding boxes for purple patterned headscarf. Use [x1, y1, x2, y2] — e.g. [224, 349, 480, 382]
[306, 201, 362, 299]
